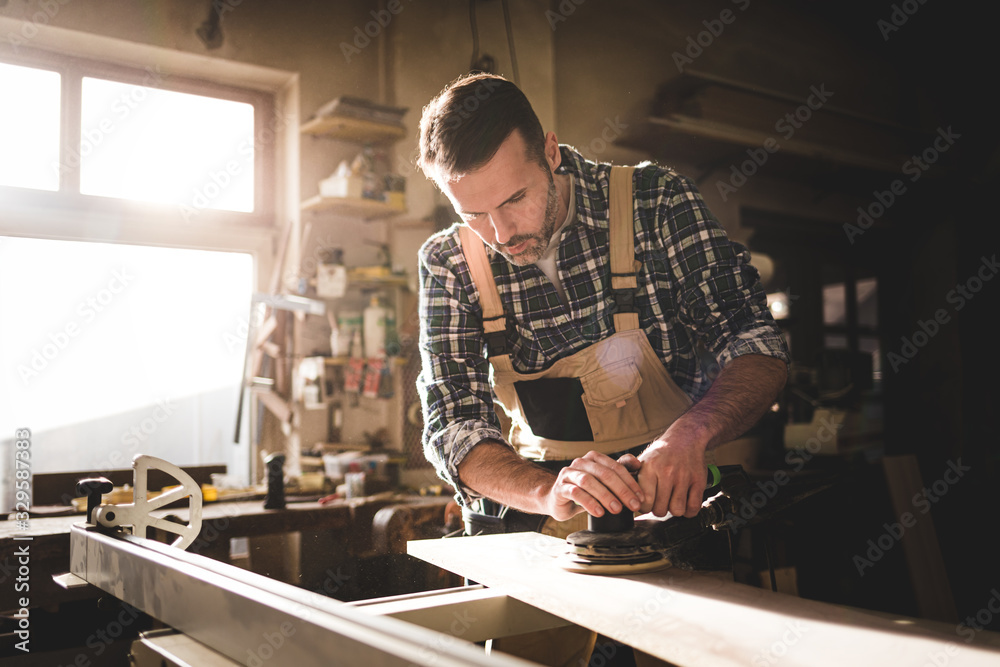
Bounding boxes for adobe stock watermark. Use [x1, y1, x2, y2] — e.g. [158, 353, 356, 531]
[3, 0, 74, 54]
[224, 302, 268, 353]
[341, 0, 414, 63]
[886, 254, 996, 373]
[853, 458, 970, 576]
[244, 621, 297, 667]
[715, 83, 834, 202]
[186, 503, 242, 556]
[178, 108, 295, 224]
[79, 601, 146, 662]
[412, 609, 478, 667]
[53, 66, 167, 178]
[444, 76, 502, 132]
[578, 116, 628, 161]
[672, 0, 751, 73]
[284, 232, 340, 293]
[16, 267, 135, 385]
[545, 0, 586, 30]
[751, 621, 809, 667]
[726, 412, 843, 530]
[956, 588, 1000, 643]
[623, 588, 679, 635]
[843, 126, 960, 244]
[614, 587, 691, 666]
[877, 0, 929, 41]
[87, 399, 178, 473]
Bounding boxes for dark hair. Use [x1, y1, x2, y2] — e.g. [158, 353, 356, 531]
[417, 73, 547, 182]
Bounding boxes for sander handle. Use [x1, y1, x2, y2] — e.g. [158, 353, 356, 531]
[589, 464, 731, 533]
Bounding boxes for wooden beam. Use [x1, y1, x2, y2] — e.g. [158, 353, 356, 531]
[882, 455, 959, 622]
[252, 387, 292, 424]
[408, 533, 1000, 667]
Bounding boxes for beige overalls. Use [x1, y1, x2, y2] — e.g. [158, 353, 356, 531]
[459, 166, 692, 463]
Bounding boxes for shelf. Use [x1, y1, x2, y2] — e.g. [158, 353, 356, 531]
[301, 195, 406, 220]
[616, 69, 938, 198]
[300, 115, 406, 144]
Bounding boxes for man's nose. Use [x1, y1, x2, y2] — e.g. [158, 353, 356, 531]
[489, 210, 515, 245]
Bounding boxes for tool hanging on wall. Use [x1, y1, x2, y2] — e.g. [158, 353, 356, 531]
[467, 0, 520, 85]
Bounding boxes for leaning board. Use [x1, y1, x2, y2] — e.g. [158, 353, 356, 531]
[408, 532, 1000, 667]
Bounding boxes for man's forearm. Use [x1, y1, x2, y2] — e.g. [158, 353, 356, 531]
[671, 353, 787, 450]
[457, 440, 557, 514]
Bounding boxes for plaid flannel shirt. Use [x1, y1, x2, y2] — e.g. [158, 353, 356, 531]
[417, 146, 789, 504]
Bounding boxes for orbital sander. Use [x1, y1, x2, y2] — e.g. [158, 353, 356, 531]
[558, 464, 741, 575]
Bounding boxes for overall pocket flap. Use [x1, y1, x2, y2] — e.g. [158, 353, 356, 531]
[581, 359, 643, 407]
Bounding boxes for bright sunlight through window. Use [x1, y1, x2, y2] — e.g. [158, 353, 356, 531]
[80, 77, 255, 212]
[0, 236, 253, 475]
[0, 62, 60, 192]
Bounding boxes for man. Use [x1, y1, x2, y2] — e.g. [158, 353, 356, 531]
[416, 72, 788, 530]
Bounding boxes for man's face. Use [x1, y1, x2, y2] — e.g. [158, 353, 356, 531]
[439, 130, 562, 266]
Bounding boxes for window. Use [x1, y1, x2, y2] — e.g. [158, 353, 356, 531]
[0, 50, 273, 226]
[0, 42, 285, 507]
[0, 61, 61, 191]
[79, 76, 255, 212]
[822, 268, 880, 384]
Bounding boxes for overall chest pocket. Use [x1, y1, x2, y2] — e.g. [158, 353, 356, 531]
[580, 358, 648, 442]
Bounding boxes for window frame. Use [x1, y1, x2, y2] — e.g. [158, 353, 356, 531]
[0, 45, 276, 230]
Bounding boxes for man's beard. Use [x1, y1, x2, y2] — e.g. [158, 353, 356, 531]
[494, 179, 560, 266]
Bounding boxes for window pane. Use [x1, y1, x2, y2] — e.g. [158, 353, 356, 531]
[0, 62, 60, 191]
[857, 277, 878, 328]
[824, 334, 848, 349]
[860, 335, 881, 381]
[0, 237, 252, 491]
[80, 77, 254, 213]
[823, 282, 846, 326]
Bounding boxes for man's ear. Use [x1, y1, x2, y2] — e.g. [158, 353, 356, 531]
[544, 131, 562, 172]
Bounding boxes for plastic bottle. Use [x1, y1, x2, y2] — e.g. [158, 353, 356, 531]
[363, 294, 388, 359]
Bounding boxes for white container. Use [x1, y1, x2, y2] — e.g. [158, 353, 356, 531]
[363, 295, 388, 359]
[319, 174, 363, 199]
[317, 263, 347, 298]
[322, 451, 363, 478]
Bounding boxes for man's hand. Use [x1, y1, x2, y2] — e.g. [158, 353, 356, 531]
[627, 354, 787, 518]
[544, 451, 645, 521]
[456, 441, 645, 521]
[627, 430, 707, 518]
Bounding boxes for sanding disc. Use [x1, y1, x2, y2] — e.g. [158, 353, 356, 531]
[556, 551, 671, 575]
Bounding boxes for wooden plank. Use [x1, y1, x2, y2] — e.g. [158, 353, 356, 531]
[301, 194, 405, 220]
[253, 386, 292, 424]
[408, 532, 1000, 667]
[300, 115, 406, 144]
[647, 114, 902, 174]
[882, 455, 959, 622]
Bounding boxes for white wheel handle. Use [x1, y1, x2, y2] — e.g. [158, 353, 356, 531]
[94, 455, 203, 551]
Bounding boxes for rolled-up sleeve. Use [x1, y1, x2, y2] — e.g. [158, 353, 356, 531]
[659, 175, 790, 372]
[417, 232, 510, 505]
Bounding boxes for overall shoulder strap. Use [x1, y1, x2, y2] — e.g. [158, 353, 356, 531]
[457, 226, 513, 371]
[609, 166, 639, 332]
